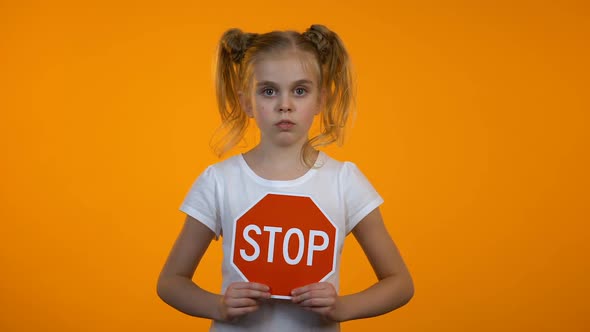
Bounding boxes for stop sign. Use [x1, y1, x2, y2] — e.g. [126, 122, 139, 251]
[231, 193, 338, 299]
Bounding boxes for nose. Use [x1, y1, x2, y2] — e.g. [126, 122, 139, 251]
[278, 95, 293, 113]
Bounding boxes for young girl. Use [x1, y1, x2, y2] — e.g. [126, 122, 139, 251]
[157, 24, 414, 331]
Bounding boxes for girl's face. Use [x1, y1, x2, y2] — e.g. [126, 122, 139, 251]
[242, 51, 323, 149]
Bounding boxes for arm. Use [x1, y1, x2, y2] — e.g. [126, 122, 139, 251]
[157, 215, 270, 321]
[157, 215, 222, 319]
[339, 207, 414, 320]
[292, 207, 414, 321]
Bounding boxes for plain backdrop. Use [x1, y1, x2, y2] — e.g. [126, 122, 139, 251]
[1, 1, 588, 331]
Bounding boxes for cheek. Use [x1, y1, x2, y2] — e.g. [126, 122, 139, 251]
[307, 99, 322, 116]
[253, 103, 274, 121]
[252, 98, 266, 113]
[314, 100, 322, 114]
[257, 102, 271, 113]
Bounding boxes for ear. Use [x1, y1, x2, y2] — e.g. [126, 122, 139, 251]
[238, 91, 254, 118]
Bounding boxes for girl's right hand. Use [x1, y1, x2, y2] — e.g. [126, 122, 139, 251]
[219, 282, 271, 321]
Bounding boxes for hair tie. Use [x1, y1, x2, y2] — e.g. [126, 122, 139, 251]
[303, 25, 331, 63]
[223, 30, 258, 64]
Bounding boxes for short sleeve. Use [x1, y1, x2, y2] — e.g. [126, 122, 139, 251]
[179, 166, 221, 238]
[341, 162, 384, 233]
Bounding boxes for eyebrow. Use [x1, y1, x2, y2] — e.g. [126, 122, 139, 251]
[255, 79, 314, 87]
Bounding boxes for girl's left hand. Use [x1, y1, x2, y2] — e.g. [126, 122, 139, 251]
[291, 282, 342, 321]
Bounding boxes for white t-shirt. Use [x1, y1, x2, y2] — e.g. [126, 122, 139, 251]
[180, 151, 383, 331]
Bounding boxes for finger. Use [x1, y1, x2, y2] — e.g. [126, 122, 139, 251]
[291, 283, 324, 296]
[292, 282, 334, 296]
[291, 289, 334, 304]
[306, 306, 332, 315]
[298, 297, 335, 307]
[226, 305, 260, 319]
[226, 282, 271, 299]
[247, 282, 271, 291]
[232, 282, 270, 291]
[225, 297, 259, 308]
[230, 288, 271, 300]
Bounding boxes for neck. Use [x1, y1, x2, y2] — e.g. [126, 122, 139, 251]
[249, 143, 304, 167]
[243, 142, 319, 181]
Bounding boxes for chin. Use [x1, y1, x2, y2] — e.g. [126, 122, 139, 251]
[275, 140, 298, 148]
[274, 136, 304, 148]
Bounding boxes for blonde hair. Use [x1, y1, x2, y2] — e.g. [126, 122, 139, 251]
[212, 24, 355, 167]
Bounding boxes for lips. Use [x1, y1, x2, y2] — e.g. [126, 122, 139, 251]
[275, 120, 295, 130]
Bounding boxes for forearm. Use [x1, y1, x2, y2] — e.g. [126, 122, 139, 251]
[337, 271, 414, 322]
[157, 275, 223, 320]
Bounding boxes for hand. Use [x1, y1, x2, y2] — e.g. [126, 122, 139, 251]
[291, 282, 342, 321]
[219, 282, 271, 321]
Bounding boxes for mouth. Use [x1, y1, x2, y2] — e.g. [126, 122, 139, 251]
[275, 120, 295, 130]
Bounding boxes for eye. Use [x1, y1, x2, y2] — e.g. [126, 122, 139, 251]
[294, 87, 307, 96]
[261, 88, 276, 96]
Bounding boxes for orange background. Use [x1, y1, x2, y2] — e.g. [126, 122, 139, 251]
[1, 1, 588, 331]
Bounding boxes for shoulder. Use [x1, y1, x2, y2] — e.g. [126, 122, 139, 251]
[184, 154, 243, 190]
[209, 153, 242, 171]
[320, 153, 379, 194]
[318, 152, 362, 178]
[197, 154, 242, 178]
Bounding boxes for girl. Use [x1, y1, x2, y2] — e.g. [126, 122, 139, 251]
[157, 24, 414, 331]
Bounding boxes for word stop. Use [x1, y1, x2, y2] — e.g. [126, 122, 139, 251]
[239, 225, 330, 266]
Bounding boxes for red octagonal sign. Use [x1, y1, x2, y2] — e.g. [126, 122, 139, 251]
[231, 193, 338, 299]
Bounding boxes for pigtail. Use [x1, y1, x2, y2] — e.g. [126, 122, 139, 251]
[302, 25, 355, 166]
[212, 29, 258, 157]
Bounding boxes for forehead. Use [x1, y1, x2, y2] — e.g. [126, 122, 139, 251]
[252, 51, 320, 84]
